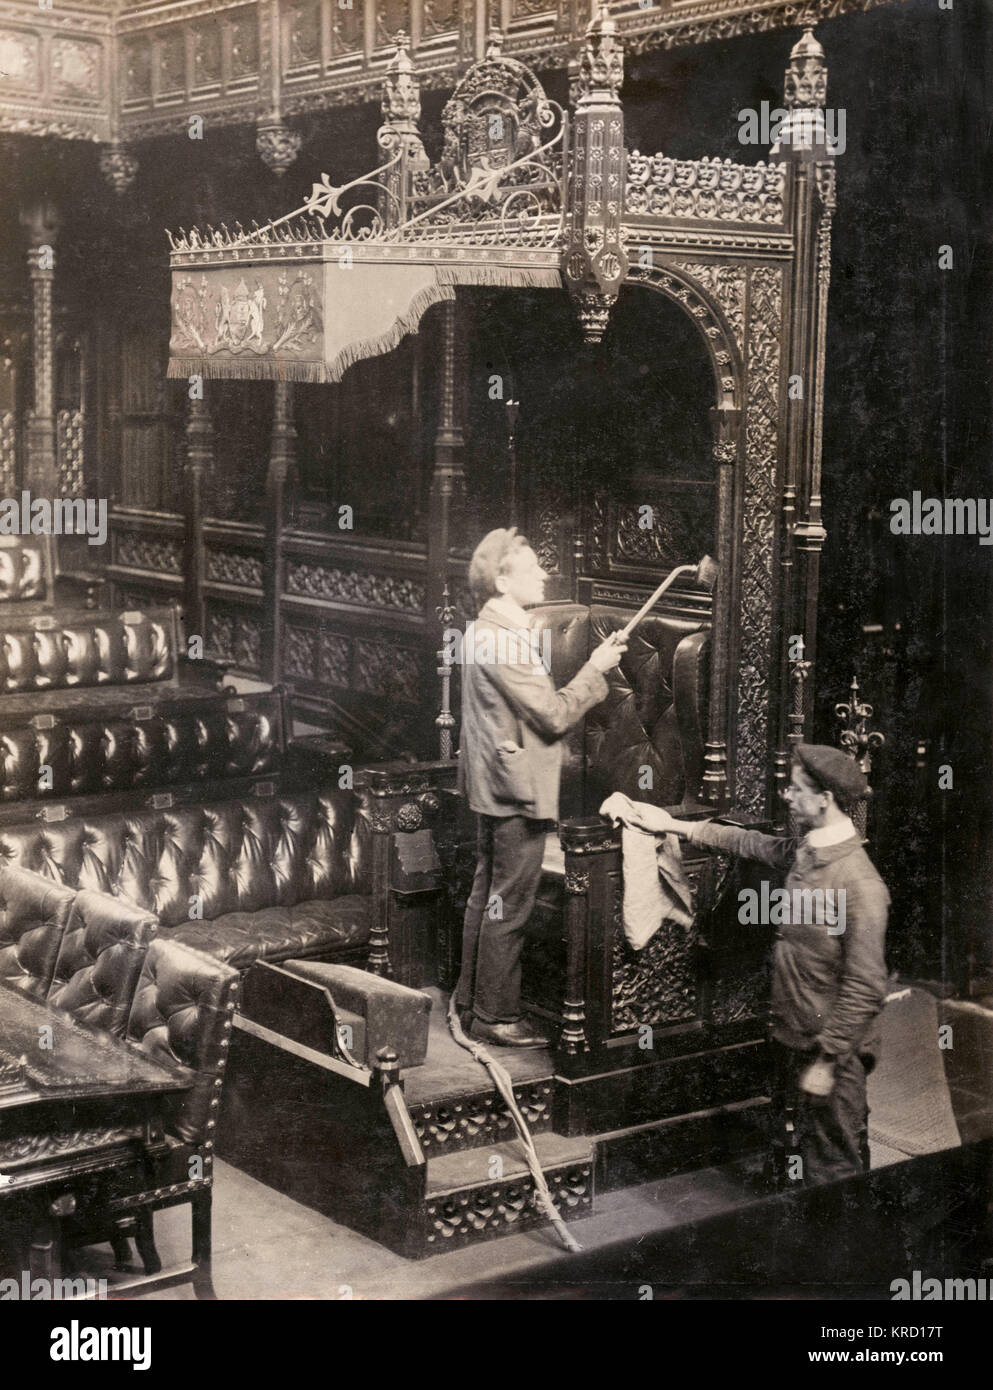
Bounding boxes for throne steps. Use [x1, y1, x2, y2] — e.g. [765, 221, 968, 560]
[408, 1076, 556, 1158]
[420, 1132, 594, 1254]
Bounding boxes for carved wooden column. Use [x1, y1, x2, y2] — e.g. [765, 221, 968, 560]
[703, 404, 740, 808]
[773, 29, 834, 768]
[426, 300, 464, 620]
[20, 202, 60, 500]
[562, 6, 629, 343]
[378, 31, 428, 231]
[183, 394, 212, 644]
[560, 855, 592, 1060]
[261, 382, 295, 683]
[367, 784, 394, 979]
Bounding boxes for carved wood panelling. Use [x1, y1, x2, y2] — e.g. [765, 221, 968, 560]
[285, 559, 425, 613]
[207, 604, 261, 670]
[0, 411, 16, 495]
[0, 0, 903, 141]
[355, 638, 421, 704]
[206, 545, 263, 588]
[611, 490, 714, 570]
[611, 899, 700, 1034]
[114, 531, 183, 575]
[56, 407, 84, 497]
[626, 155, 786, 225]
[735, 265, 782, 818]
[317, 631, 351, 686]
[283, 621, 317, 679]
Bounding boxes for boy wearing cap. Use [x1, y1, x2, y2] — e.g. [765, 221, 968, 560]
[607, 743, 890, 1184]
[455, 528, 626, 1048]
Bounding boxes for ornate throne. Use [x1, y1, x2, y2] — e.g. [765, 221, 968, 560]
[165, 13, 838, 1162]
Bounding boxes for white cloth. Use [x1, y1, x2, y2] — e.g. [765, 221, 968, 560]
[600, 793, 694, 950]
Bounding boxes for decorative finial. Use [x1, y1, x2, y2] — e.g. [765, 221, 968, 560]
[771, 26, 832, 163]
[99, 143, 139, 196]
[381, 26, 422, 129]
[784, 26, 827, 111]
[256, 117, 302, 176]
[485, 26, 504, 61]
[577, 2, 623, 103]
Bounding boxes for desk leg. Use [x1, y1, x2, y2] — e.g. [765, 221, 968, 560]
[191, 1190, 216, 1300]
[29, 1194, 75, 1287]
[134, 1211, 162, 1276]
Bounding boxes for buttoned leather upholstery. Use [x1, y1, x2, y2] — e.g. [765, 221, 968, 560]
[0, 608, 173, 696]
[0, 537, 49, 605]
[127, 937, 240, 1144]
[0, 864, 76, 999]
[530, 601, 711, 816]
[48, 890, 158, 1037]
[0, 791, 373, 970]
[0, 692, 283, 803]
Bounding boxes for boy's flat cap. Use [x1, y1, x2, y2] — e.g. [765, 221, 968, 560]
[794, 742, 869, 804]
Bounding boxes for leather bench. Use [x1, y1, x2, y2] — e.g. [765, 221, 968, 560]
[0, 789, 375, 973]
[0, 604, 221, 707]
[0, 687, 285, 806]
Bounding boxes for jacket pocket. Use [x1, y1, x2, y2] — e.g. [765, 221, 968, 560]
[490, 744, 537, 808]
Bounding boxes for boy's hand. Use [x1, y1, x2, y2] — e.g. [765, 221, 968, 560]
[600, 796, 677, 836]
[589, 631, 629, 673]
[799, 1058, 836, 1098]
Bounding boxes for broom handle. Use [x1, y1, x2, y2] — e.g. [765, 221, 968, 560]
[616, 564, 694, 640]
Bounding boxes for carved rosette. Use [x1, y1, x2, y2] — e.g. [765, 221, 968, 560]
[256, 118, 302, 176]
[99, 143, 139, 195]
[395, 802, 423, 832]
[562, 7, 629, 343]
[564, 868, 590, 896]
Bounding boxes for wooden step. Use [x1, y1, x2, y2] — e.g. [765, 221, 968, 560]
[419, 1133, 594, 1254]
[409, 1076, 556, 1157]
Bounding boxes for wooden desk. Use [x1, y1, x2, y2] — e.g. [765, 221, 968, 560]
[0, 988, 192, 1282]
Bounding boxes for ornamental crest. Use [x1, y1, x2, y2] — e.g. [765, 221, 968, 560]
[171, 275, 209, 353]
[272, 271, 323, 353]
[213, 278, 267, 354]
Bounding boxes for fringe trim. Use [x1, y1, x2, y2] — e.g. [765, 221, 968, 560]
[166, 357, 328, 383]
[325, 282, 457, 382]
[435, 265, 563, 291]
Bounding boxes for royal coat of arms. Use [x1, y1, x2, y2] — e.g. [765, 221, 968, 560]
[212, 279, 267, 354]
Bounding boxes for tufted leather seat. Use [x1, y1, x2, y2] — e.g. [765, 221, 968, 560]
[0, 608, 174, 698]
[47, 891, 158, 1037]
[0, 790, 373, 972]
[127, 936, 240, 1144]
[65, 937, 241, 1298]
[530, 601, 711, 817]
[0, 536, 49, 606]
[0, 863, 76, 999]
[0, 691, 283, 803]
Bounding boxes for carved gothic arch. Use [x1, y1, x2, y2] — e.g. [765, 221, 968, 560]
[623, 262, 744, 418]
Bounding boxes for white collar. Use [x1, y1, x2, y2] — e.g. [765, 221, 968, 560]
[487, 595, 532, 629]
[805, 816, 858, 848]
